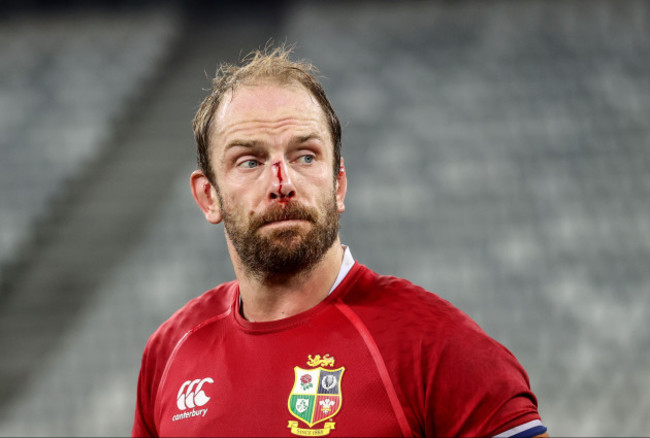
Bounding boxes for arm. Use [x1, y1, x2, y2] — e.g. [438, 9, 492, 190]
[424, 319, 547, 437]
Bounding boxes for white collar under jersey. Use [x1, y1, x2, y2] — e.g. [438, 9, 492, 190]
[328, 245, 355, 295]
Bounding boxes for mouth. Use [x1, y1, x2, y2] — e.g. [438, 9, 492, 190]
[256, 203, 316, 228]
[260, 218, 310, 229]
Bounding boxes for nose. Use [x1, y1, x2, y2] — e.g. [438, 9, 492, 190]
[269, 160, 295, 202]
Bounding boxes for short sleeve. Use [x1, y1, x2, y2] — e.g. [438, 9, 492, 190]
[132, 344, 158, 437]
[425, 319, 543, 437]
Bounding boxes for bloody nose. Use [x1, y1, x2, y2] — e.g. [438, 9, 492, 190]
[271, 162, 295, 201]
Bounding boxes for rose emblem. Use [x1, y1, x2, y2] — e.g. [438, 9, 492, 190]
[299, 374, 313, 391]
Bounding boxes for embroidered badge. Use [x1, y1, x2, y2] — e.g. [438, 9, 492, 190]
[287, 354, 344, 436]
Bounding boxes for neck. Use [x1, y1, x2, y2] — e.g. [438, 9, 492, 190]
[229, 238, 345, 322]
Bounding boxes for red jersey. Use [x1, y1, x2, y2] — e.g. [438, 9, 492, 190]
[133, 262, 545, 437]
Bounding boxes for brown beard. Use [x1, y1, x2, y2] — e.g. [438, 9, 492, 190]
[221, 194, 340, 279]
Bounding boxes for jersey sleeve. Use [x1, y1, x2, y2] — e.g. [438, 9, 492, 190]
[131, 284, 237, 437]
[424, 317, 544, 437]
[133, 343, 158, 437]
[132, 312, 188, 437]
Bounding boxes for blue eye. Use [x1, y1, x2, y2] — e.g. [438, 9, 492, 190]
[299, 155, 314, 164]
[239, 160, 259, 169]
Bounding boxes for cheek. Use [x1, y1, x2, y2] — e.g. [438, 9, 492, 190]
[225, 193, 263, 221]
[298, 163, 332, 187]
[220, 181, 255, 208]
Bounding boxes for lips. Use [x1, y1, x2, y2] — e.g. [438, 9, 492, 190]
[256, 202, 317, 229]
[261, 216, 309, 227]
[263, 218, 304, 226]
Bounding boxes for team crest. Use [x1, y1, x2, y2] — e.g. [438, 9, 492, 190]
[287, 354, 344, 436]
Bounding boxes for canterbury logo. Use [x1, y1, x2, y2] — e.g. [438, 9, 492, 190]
[176, 377, 213, 410]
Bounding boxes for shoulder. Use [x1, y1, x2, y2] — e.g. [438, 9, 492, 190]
[133, 281, 238, 435]
[143, 281, 238, 365]
[341, 265, 541, 437]
[344, 264, 518, 366]
[344, 264, 481, 336]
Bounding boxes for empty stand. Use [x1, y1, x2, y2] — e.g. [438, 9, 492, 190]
[0, 1, 648, 435]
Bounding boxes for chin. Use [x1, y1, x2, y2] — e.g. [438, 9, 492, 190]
[268, 229, 306, 247]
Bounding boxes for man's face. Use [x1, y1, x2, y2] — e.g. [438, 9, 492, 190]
[207, 81, 346, 278]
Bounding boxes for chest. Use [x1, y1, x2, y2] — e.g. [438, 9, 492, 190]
[154, 314, 407, 437]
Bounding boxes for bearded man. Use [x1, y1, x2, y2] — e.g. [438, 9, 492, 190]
[132, 46, 548, 438]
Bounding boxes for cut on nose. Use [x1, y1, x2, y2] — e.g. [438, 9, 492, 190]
[271, 161, 295, 201]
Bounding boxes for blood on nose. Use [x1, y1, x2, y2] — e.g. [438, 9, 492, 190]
[273, 162, 287, 201]
[274, 162, 283, 184]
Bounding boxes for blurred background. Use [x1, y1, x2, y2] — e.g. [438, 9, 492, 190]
[1, 0, 649, 435]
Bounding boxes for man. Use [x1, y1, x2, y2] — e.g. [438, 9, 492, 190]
[132, 46, 548, 437]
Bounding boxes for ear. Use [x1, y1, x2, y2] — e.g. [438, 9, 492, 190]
[190, 170, 223, 224]
[335, 157, 347, 213]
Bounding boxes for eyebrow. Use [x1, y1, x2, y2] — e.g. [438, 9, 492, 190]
[291, 133, 323, 145]
[224, 139, 261, 151]
[225, 133, 323, 151]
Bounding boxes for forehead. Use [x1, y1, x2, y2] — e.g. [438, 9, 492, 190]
[212, 81, 329, 139]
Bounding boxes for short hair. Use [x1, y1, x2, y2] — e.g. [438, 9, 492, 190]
[193, 45, 342, 185]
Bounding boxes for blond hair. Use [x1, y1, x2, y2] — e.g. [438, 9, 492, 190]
[193, 45, 342, 184]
